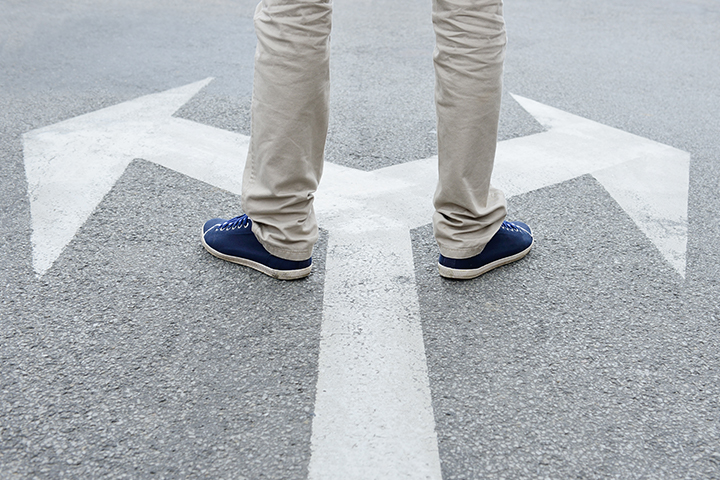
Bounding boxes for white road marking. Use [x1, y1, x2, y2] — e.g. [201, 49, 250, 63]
[23, 78, 248, 276]
[309, 224, 442, 479]
[22, 80, 691, 477]
[504, 95, 690, 277]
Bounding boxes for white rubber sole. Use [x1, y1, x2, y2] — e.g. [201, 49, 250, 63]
[437, 241, 533, 280]
[201, 231, 312, 280]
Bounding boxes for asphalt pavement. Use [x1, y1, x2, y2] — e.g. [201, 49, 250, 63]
[2, 0, 720, 478]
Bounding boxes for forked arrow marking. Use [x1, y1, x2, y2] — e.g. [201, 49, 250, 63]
[23, 79, 690, 479]
[22, 79, 689, 278]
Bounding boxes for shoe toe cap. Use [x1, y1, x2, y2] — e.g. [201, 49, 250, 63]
[510, 221, 532, 237]
[203, 218, 226, 235]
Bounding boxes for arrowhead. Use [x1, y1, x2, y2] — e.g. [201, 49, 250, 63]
[502, 94, 689, 277]
[320, 95, 691, 277]
[23, 78, 213, 275]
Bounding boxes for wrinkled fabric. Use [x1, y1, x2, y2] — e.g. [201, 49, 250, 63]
[242, 0, 507, 260]
[432, 0, 507, 258]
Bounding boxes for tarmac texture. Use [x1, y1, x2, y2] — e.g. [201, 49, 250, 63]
[2, 0, 720, 478]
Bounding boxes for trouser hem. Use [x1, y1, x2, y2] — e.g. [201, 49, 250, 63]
[438, 244, 488, 260]
[252, 224, 314, 261]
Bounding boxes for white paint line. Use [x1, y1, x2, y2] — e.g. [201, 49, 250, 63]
[310, 167, 443, 479]
[593, 155, 689, 276]
[316, 158, 437, 231]
[139, 117, 249, 195]
[21, 77, 251, 275]
[498, 95, 690, 276]
[308, 224, 442, 480]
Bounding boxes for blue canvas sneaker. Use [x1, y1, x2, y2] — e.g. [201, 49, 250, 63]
[438, 221, 533, 279]
[201, 215, 312, 280]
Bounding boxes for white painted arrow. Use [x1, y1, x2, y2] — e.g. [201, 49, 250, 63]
[23, 77, 249, 276]
[23, 80, 690, 479]
[501, 95, 689, 277]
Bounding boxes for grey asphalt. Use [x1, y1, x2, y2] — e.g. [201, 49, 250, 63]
[2, 0, 720, 478]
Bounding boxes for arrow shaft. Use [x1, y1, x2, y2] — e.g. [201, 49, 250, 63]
[309, 226, 442, 480]
[140, 117, 249, 196]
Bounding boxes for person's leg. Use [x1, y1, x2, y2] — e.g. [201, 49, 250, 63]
[242, 0, 333, 261]
[432, 0, 507, 258]
[432, 0, 532, 278]
[202, 0, 331, 279]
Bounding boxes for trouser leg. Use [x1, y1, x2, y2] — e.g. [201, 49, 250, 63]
[432, 0, 508, 259]
[242, 0, 332, 261]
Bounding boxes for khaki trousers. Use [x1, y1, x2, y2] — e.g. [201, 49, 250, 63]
[242, 0, 508, 261]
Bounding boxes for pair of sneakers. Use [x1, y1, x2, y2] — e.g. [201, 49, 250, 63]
[201, 215, 533, 280]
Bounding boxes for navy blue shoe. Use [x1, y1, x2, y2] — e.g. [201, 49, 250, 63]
[438, 221, 533, 279]
[201, 215, 312, 280]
